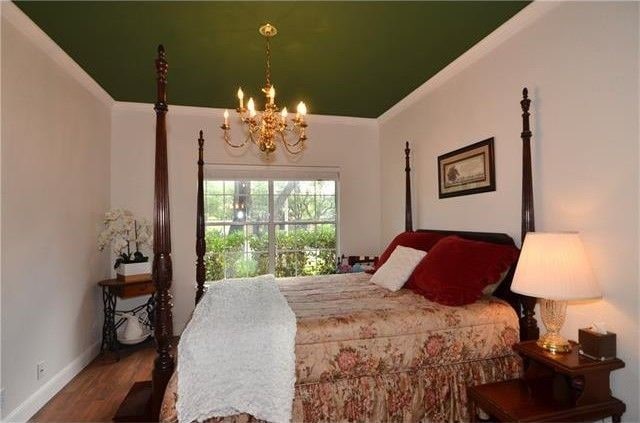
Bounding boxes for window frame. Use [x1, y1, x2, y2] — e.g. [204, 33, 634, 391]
[203, 166, 340, 279]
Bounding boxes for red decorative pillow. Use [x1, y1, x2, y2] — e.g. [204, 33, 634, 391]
[411, 236, 519, 306]
[376, 232, 446, 271]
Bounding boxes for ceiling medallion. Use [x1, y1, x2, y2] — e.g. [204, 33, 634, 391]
[221, 23, 308, 155]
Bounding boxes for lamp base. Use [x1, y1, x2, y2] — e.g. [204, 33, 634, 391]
[537, 332, 572, 353]
[538, 299, 571, 354]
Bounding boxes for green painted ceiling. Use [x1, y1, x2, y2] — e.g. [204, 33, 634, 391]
[15, 1, 529, 118]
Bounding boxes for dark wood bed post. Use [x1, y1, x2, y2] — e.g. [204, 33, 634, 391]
[520, 88, 535, 240]
[114, 45, 174, 423]
[151, 43, 175, 418]
[195, 130, 206, 305]
[518, 87, 540, 341]
[405, 141, 413, 232]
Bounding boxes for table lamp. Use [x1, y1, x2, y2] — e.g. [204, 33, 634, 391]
[511, 232, 601, 353]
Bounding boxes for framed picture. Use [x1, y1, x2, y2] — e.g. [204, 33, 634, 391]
[438, 138, 495, 198]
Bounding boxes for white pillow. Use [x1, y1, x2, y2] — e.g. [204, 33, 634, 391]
[370, 245, 427, 291]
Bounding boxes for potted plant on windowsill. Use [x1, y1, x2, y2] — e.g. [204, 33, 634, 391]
[98, 209, 153, 282]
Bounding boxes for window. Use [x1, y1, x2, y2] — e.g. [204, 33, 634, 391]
[204, 175, 338, 280]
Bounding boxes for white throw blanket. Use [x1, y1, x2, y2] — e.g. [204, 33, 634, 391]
[177, 274, 297, 423]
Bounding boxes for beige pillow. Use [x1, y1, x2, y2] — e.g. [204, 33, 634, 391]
[482, 268, 510, 296]
[370, 245, 427, 291]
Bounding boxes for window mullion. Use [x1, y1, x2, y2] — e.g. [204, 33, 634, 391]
[268, 180, 276, 274]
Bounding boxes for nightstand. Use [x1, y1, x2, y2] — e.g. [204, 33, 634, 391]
[98, 278, 155, 355]
[468, 340, 626, 422]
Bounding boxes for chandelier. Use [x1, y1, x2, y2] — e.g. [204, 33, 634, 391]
[221, 23, 308, 155]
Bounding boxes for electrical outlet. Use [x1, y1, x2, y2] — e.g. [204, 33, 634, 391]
[37, 361, 46, 381]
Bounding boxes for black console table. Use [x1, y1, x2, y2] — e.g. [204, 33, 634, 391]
[98, 278, 155, 356]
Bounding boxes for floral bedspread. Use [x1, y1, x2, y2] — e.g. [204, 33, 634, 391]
[161, 273, 521, 422]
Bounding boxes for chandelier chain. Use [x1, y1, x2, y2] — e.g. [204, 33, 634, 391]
[265, 37, 272, 88]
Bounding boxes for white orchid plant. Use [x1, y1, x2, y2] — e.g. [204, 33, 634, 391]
[98, 209, 153, 269]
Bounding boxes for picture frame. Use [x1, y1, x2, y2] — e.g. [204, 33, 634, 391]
[438, 137, 495, 198]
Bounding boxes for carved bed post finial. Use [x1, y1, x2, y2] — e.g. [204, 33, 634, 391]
[519, 87, 540, 341]
[405, 142, 413, 232]
[196, 130, 206, 305]
[520, 87, 533, 243]
[151, 43, 174, 417]
[155, 45, 168, 107]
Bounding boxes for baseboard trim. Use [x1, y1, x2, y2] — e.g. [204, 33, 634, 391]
[3, 341, 101, 423]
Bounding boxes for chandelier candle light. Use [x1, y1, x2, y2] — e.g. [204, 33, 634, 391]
[221, 23, 308, 155]
[511, 232, 601, 353]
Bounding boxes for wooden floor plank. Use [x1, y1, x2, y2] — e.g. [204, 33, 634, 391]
[30, 342, 157, 423]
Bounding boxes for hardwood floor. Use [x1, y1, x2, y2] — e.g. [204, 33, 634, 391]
[31, 342, 156, 422]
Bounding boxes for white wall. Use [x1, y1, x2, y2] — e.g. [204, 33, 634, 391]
[1, 4, 112, 420]
[111, 103, 379, 331]
[379, 2, 639, 421]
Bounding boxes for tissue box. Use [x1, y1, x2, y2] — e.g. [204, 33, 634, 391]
[578, 328, 616, 361]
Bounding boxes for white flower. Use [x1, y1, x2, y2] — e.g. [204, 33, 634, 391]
[98, 209, 152, 258]
[113, 237, 128, 255]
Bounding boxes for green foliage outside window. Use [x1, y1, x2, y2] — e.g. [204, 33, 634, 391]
[274, 226, 337, 277]
[203, 230, 246, 281]
[203, 179, 337, 281]
[204, 225, 336, 281]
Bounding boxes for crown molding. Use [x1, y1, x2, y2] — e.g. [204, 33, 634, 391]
[113, 101, 378, 127]
[377, 1, 562, 123]
[1, 1, 114, 108]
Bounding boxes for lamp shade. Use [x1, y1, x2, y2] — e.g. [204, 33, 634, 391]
[512, 232, 601, 300]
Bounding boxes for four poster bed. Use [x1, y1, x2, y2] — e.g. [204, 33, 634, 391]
[122, 46, 541, 422]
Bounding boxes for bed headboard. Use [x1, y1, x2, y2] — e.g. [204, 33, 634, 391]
[415, 229, 514, 246]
